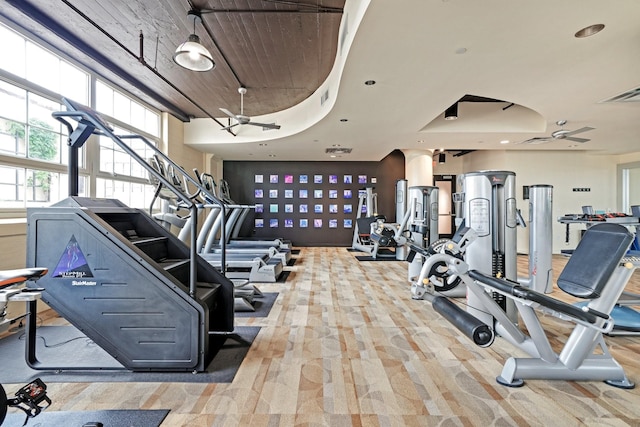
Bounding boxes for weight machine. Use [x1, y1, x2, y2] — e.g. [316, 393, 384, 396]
[459, 171, 519, 324]
[351, 184, 383, 255]
[419, 222, 636, 388]
[559, 204, 640, 334]
[367, 180, 411, 260]
[412, 174, 553, 305]
[405, 185, 440, 281]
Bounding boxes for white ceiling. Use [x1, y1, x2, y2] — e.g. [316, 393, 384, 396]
[185, 0, 640, 162]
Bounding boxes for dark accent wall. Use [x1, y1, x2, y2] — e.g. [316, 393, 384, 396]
[223, 150, 405, 246]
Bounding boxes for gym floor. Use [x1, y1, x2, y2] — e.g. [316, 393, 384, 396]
[4, 248, 640, 426]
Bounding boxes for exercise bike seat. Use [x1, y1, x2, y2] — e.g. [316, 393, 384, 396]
[0, 268, 48, 290]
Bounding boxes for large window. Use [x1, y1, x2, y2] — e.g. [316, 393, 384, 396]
[0, 84, 69, 165]
[95, 80, 160, 138]
[0, 22, 161, 211]
[96, 178, 156, 210]
[0, 165, 86, 208]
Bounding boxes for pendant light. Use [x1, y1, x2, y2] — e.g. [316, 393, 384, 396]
[173, 10, 215, 72]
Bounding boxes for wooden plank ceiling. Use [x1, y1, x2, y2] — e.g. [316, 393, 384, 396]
[1, 0, 345, 122]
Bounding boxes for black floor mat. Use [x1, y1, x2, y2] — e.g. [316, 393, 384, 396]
[3, 409, 169, 427]
[276, 270, 291, 283]
[355, 255, 400, 261]
[0, 325, 259, 384]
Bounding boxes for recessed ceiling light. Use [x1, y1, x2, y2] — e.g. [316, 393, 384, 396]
[259, 143, 268, 147]
[340, 118, 348, 122]
[268, 154, 276, 157]
[332, 144, 341, 147]
[575, 24, 605, 38]
[500, 140, 510, 144]
[330, 155, 337, 158]
[455, 47, 467, 54]
[364, 80, 376, 86]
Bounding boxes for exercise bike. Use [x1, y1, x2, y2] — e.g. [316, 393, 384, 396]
[0, 268, 51, 426]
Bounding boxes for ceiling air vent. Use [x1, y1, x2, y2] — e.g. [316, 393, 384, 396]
[339, 13, 349, 56]
[600, 87, 640, 103]
[325, 147, 352, 155]
[320, 89, 329, 106]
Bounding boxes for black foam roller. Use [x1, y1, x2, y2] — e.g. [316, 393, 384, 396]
[432, 296, 495, 347]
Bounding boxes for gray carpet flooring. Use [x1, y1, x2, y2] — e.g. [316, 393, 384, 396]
[0, 325, 259, 384]
[2, 408, 169, 427]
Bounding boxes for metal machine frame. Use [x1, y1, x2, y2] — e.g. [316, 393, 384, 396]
[420, 223, 635, 388]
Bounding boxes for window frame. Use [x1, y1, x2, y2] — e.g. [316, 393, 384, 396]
[0, 22, 162, 216]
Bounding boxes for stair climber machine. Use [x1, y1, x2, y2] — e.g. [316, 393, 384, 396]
[219, 179, 291, 249]
[147, 155, 194, 244]
[147, 160, 265, 311]
[25, 98, 235, 372]
[194, 173, 267, 310]
[368, 179, 412, 260]
[213, 178, 291, 264]
[196, 176, 286, 283]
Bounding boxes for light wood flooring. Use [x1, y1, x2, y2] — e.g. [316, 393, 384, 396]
[4, 248, 640, 426]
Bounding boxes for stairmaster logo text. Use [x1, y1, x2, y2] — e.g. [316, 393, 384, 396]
[52, 235, 94, 279]
[71, 280, 97, 286]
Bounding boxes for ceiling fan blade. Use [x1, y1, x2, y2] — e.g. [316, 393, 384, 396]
[247, 121, 281, 130]
[219, 108, 238, 119]
[566, 136, 590, 143]
[517, 137, 551, 145]
[220, 123, 240, 131]
[564, 126, 594, 137]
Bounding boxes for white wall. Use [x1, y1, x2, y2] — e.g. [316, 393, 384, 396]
[163, 113, 206, 175]
[0, 220, 27, 269]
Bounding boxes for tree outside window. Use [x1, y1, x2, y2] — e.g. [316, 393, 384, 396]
[6, 118, 58, 200]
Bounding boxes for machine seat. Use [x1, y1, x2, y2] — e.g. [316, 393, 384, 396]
[557, 223, 633, 299]
[0, 268, 48, 290]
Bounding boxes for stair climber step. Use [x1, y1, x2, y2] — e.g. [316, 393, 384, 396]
[159, 258, 190, 285]
[132, 236, 170, 261]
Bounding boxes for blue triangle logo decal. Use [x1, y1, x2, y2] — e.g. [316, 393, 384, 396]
[52, 235, 94, 278]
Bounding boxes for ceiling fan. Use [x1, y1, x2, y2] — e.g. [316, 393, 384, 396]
[519, 120, 594, 144]
[219, 87, 281, 131]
